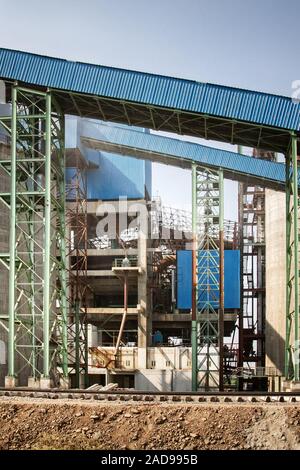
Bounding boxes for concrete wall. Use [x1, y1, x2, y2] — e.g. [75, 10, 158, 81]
[88, 345, 192, 374]
[135, 369, 192, 392]
[265, 189, 286, 375]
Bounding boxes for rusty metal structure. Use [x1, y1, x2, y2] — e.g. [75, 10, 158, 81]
[65, 150, 89, 387]
[238, 149, 276, 373]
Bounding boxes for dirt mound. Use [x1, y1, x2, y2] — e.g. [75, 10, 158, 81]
[0, 397, 299, 450]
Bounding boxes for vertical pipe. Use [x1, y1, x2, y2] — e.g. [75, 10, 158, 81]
[43, 91, 52, 378]
[8, 84, 17, 378]
[191, 163, 198, 391]
[292, 134, 299, 381]
[219, 170, 224, 391]
[285, 152, 292, 379]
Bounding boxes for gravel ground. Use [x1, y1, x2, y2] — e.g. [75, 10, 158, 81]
[0, 397, 299, 450]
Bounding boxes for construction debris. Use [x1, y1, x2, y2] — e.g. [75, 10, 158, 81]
[101, 383, 119, 391]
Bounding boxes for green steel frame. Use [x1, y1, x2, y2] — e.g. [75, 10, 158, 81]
[285, 133, 300, 382]
[192, 164, 224, 391]
[0, 82, 298, 389]
[0, 84, 85, 385]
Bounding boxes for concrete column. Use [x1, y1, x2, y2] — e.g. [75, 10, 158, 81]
[87, 324, 98, 347]
[5, 376, 18, 388]
[137, 231, 151, 369]
[265, 189, 286, 375]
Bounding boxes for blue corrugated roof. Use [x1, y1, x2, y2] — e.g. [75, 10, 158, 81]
[81, 122, 295, 190]
[0, 48, 300, 136]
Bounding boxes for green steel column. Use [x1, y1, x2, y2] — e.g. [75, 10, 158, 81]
[42, 91, 52, 378]
[292, 133, 299, 381]
[285, 152, 293, 379]
[29, 209, 36, 378]
[219, 169, 224, 391]
[58, 122, 68, 378]
[7, 84, 17, 378]
[191, 163, 198, 391]
[29, 108, 38, 379]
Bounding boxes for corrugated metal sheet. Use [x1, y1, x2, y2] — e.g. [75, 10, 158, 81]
[81, 122, 293, 188]
[0, 48, 300, 132]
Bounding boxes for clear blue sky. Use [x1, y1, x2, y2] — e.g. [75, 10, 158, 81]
[1, 0, 299, 217]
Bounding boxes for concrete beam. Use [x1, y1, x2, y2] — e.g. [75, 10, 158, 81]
[84, 307, 141, 315]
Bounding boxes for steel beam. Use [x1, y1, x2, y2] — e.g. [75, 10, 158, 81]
[7, 84, 17, 378]
[42, 92, 52, 378]
[191, 163, 198, 391]
[292, 134, 299, 381]
[219, 170, 224, 391]
[285, 133, 300, 381]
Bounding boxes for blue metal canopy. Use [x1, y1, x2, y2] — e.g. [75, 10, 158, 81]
[80, 121, 295, 191]
[0, 48, 299, 153]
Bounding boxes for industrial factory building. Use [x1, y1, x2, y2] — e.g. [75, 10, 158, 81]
[0, 48, 299, 393]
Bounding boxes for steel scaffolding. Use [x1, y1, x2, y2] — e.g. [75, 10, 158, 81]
[192, 165, 224, 391]
[0, 84, 89, 387]
[0, 85, 67, 385]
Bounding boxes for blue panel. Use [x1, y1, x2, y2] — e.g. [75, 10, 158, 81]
[65, 118, 152, 200]
[176, 250, 240, 310]
[177, 250, 192, 309]
[86, 149, 146, 200]
[224, 251, 240, 309]
[0, 48, 300, 131]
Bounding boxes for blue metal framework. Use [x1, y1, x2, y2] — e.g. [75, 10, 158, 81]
[81, 122, 298, 191]
[0, 49, 299, 153]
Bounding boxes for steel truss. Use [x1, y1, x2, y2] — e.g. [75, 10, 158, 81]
[0, 84, 88, 387]
[285, 133, 300, 382]
[192, 165, 224, 391]
[0, 85, 68, 385]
